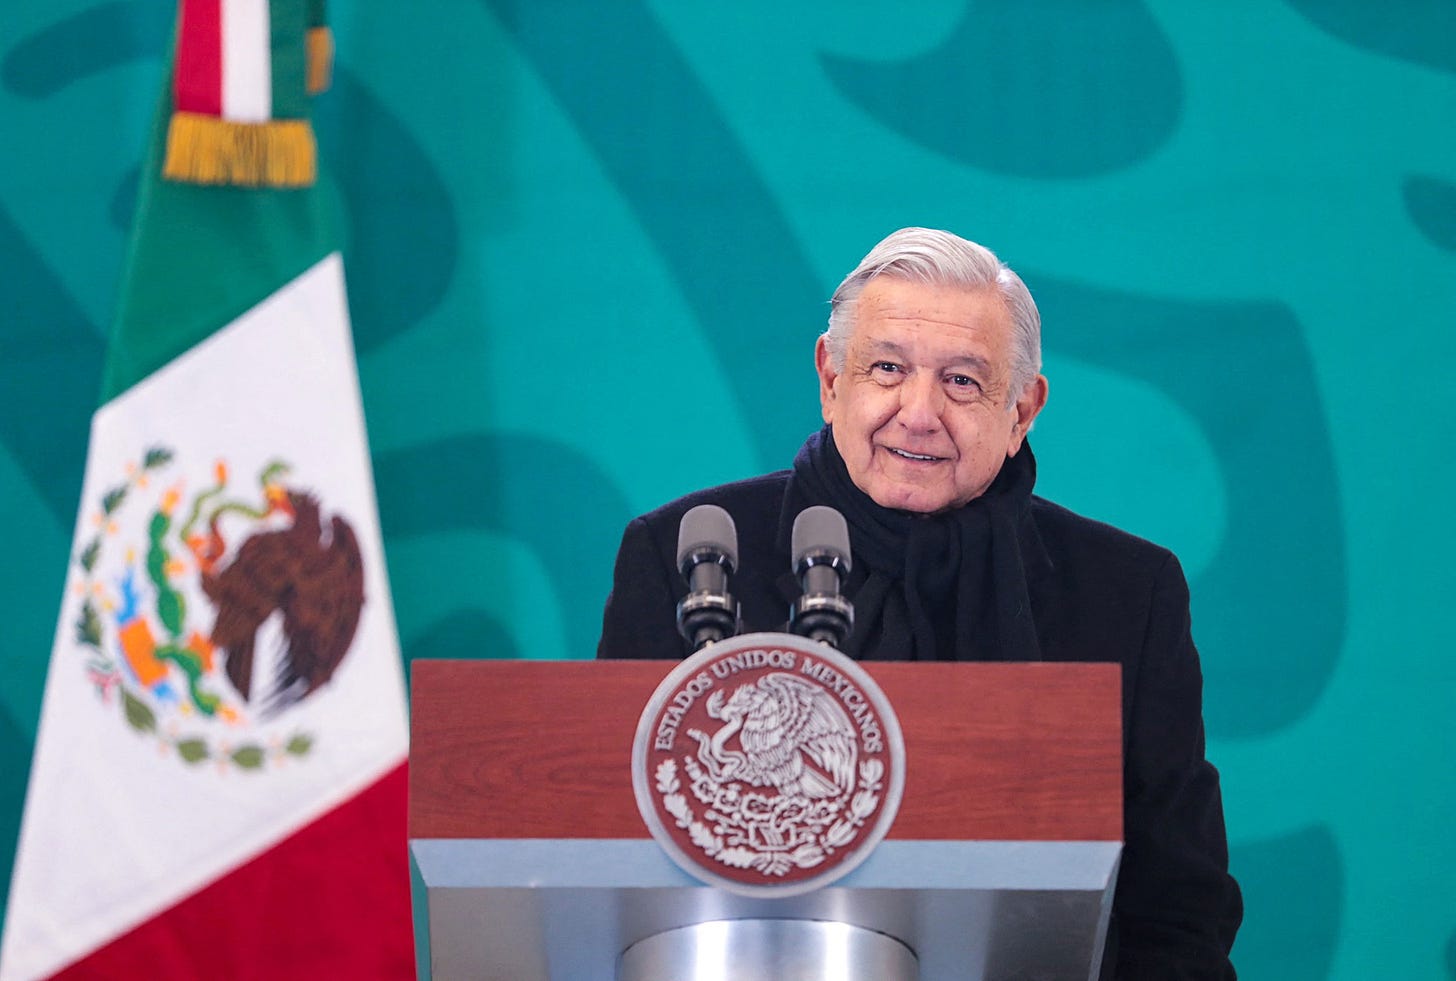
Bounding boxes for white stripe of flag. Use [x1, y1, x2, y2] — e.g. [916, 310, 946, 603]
[221, 0, 272, 123]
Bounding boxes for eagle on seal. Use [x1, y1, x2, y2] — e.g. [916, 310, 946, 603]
[687, 672, 857, 799]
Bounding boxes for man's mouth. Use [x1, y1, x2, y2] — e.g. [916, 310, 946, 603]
[887, 447, 942, 462]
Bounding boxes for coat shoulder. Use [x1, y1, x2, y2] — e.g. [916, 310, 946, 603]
[1029, 494, 1176, 574]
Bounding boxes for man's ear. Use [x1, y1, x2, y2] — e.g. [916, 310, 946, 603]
[815, 335, 839, 425]
[1007, 374, 1049, 456]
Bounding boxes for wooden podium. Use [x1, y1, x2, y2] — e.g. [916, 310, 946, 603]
[409, 657, 1122, 980]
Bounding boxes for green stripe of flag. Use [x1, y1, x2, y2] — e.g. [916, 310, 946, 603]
[103, 54, 334, 403]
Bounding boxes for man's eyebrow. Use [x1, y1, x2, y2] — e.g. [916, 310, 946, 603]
[863, 340, 909, 360]
[862, 340, 993, 374]
[942, 354, 993, 375]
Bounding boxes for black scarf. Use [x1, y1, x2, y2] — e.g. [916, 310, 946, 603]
[782, 426, 1043, 663]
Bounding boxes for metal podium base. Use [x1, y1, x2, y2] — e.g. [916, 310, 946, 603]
[618, 919, 918, 981]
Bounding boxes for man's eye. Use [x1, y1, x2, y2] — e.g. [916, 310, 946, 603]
[947, 374, 977, 388]
[871, 361, 902, 375]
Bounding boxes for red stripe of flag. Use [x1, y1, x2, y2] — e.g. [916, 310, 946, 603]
[174, 0, 223, 116]
[51, 764, 416, 980]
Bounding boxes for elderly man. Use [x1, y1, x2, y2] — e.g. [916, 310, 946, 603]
[598, 227, 1242, 978]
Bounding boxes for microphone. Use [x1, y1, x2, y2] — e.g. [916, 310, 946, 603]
[789, 506, 854, 649]
[676, 504, 740, 651]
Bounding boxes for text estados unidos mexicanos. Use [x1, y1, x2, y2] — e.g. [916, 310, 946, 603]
[652, 648, 884, 755]
[654, 670, 712, 750]
[798, 655, 884, 754]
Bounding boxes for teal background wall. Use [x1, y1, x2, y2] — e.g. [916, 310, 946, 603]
[3, 1, 1454, 977]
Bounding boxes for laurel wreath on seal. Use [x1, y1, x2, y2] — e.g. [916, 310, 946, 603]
[655, 756, 885, 877]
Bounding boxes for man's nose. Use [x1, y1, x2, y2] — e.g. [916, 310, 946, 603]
[896, 374, 944, 430]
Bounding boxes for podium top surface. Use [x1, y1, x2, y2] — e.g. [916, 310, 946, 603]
[410, 659, 1121, 843]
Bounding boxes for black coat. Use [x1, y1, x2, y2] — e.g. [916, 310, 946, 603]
[598, 470, 1242, 980]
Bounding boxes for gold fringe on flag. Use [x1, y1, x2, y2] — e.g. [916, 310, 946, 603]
[306, 26, 333, 95]
[162, 112, 317, 188]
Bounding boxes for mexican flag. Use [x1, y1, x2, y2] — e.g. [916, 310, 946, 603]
[0, 2, 413, 977]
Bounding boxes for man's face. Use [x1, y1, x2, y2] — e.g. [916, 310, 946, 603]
[816, 277, 1048, 514]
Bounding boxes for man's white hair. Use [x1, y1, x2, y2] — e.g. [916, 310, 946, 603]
[823, 227, 1042, 404]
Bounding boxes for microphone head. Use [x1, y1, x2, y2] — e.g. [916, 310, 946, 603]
[792, 506, 852, 574]
[677, 504, 738, 573]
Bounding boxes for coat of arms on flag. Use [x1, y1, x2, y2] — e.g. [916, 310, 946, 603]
[72, 447, 368, 771]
